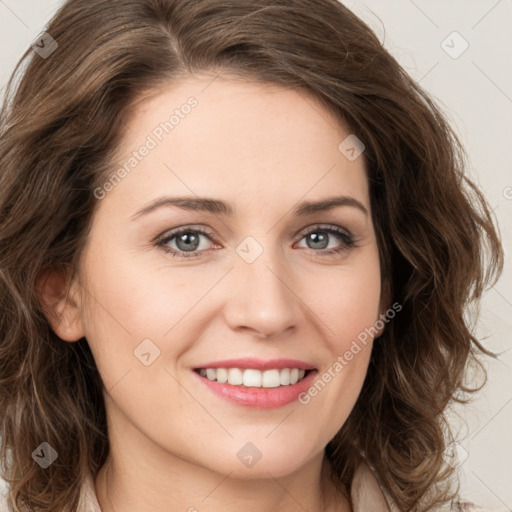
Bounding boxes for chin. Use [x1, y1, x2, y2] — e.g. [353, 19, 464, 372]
[193, 440, 319, 480]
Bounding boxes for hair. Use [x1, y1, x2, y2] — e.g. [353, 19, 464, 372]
[0, 0, 504, 510]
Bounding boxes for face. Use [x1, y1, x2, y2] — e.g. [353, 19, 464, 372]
[60, 75, 384, 479]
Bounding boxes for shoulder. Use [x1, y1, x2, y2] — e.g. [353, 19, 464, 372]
[0, 477, 9, 512]
[350, 462, 499, 512]
[77, 472, 102, 512]
[452, 504, 500, 512]
[0, 474, 102, 512]
[424, 499, 501, 511]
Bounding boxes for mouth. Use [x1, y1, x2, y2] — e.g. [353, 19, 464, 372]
[192, 358, 318, 409]
[193, 367, 313, 388]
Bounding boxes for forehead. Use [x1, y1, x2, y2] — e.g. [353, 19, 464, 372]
[101, 75, 370, 216]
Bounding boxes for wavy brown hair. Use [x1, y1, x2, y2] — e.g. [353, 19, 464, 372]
[0, 0, 504, 510]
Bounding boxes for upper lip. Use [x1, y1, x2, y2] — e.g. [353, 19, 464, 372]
[194, 358, 316, 371]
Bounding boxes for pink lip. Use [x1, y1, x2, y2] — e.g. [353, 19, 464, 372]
[192, 368, 318, 409]
[194, 358, 315, 371]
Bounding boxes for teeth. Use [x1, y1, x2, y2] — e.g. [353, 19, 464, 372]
[199, 367, 309, 388]
[262, 369, 281, 388]
[243, 369, 262, 387]
[228, 368, 243, 385]
[280, 368, 290, 385]
[216, 368, 228, 383]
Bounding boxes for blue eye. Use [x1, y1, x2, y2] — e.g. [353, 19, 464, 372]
[156, 227, 216, 258]
[156, 224, 357, 259]
[297, 225, 357, 255]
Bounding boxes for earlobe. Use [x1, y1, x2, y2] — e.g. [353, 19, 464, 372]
[35, 269, 85, 342]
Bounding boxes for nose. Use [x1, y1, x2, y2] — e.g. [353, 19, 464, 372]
[222, 242, 301, 340]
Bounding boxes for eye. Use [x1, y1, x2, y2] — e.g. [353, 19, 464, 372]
[156, 226, 217, 259]
[155, 224, 358, 259]
[295, 225, 357, 256]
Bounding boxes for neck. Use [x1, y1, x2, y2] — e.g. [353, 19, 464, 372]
[95, 436, 351, 512]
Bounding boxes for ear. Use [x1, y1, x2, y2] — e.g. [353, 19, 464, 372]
[36, 268, 85, 342]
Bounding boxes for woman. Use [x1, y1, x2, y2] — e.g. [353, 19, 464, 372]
[0, 0, 504, 511]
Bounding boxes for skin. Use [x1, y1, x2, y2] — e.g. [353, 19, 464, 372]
[41, 74, 385, 512]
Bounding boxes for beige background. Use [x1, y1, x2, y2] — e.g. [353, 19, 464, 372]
[1, 0, 511, 509]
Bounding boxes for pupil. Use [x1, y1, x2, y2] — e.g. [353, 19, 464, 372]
[177, 232, 199, 251]
[309, 232, 328, 249]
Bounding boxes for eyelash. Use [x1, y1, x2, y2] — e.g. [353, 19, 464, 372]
[155, 224, 358, 260]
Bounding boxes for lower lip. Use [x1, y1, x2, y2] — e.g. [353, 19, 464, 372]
[193, 370, 318, 409]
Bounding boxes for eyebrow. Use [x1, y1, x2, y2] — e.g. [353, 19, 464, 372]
[130, 194, 369, 220]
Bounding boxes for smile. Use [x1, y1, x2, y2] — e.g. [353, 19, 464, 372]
[192, 358, 318, 409]
[195, 367, 310, 388]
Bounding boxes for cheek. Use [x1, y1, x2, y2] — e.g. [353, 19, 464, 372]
[78, 251, 199, 430]
[312, 247, 382, 353]
[79, 245, 218, 384]
[295, 248, 381, 432]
